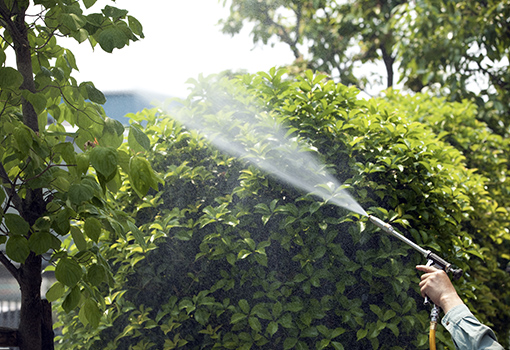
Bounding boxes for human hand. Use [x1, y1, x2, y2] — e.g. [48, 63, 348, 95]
[416, 265, 464, 314]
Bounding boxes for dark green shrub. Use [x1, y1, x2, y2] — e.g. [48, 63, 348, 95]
[56, 70, 510, 349]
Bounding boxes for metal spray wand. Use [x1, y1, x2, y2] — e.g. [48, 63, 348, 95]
[368, 215, 463, 350]
[368, 215, 463, 278]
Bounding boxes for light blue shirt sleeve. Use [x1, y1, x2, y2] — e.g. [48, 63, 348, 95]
[442, 304, 505, 350]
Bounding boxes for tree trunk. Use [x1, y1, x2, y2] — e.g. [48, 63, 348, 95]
[18, 254, 43, 350]
[12, 1, 39, 133]
[381, 44, 395, 89]
[1, 2, 52, 349]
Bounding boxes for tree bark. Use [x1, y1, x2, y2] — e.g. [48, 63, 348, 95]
[42, 300, 55, 350]
[11, 1, 39, 132]
[0, 327, 17, 347]
[18, 254, 43, 350]
[381, 44, 394, 89]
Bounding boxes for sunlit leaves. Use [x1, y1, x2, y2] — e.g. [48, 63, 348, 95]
[89, 146, 118, 178]
[101, 117, 124, 148]
[46, 282, 66, 302]
[0, 0, 155, 343]
[79, 299, 102, 328]
[129, 156, 162, 197]
[82, 82, 106, 104]
[128, 125, 151, 153]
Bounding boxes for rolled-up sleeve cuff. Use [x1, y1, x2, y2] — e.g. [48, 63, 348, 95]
[441, 304, 504, 350]
[442, 304, 472, 329]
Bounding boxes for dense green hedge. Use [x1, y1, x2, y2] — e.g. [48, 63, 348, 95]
[55, 69, 510, 349]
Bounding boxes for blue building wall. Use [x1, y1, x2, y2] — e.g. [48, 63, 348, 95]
[103, 91, 169, 124]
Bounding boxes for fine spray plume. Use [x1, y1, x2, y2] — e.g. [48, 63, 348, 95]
[163, 88, 462, 277]
[163, 91, 368, 217]
[163, 86, 462, 349]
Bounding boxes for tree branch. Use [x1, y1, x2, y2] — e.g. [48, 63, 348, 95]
[0, 162, 24, 218]
[261, 5, 301, 59]
[0, 250, 19, 282]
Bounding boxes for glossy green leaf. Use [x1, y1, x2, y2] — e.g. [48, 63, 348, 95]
[84, 217, 101, 243]
[53, 142, 76, 164]
[81, 299, 102, 328]
[62, 285, 81, 313]
[238, 299, 250, 313]
[102, 5, 128, 19]
[55, 257, 84, 287]
[97, 26, 128, 53]
[230, 313, 246, 324]
[0, 67, 23, 89]
[46, 281, 66, 302]
[86, 263, 106, 286]
[128, 125, 151, 152]
[84, 82, 106, 104]
[68, 183, 95, 204]
[128, 15, 143, 37]
[283, 337, 298, 350]
[23, 91, 47, 114]
[28, 230, 60, 255]
[129, 156, 160, 197]
[89, 146, 117, 178]
[61, 13, 87, 31]
[52, 207, 73, 235]
[13, 126, 33, 155]
[83, 0, 96, 9]
[267, 321, 278, 336]
[5, 235, 30, 263]
[70, 226, 87, 251]
[127, 220, 146, 248]
[248, 316, 262, 333]
[4, 213, 30, 236]
[356, 328, 368, 341]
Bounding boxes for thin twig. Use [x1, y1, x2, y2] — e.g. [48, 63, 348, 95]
[0, 162, 24, 217]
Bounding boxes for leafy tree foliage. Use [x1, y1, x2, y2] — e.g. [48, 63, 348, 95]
[220, 0, 510, 134]
[219, 0, 403, 90]
[395, 0, 510, 135]
[0, 1, 156, 349]
[57, 69, 510, 349]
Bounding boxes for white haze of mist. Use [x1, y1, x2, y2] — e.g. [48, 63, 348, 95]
[165, 98, 368, 217]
